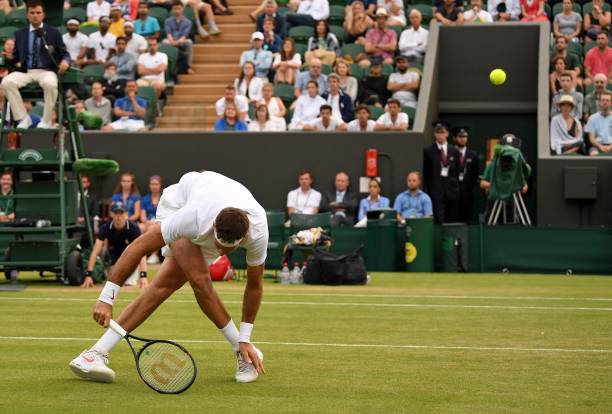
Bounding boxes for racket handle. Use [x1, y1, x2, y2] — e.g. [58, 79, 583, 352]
[109, 319, 128, 337]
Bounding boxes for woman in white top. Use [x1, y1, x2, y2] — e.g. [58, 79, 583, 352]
[334, 59, 358, 103]
[273, 38, 302, 85]
[259, 83, 287, 131]
[289, 80, 326, 130]
[234, 61, 264, 104]
[248, 104, 278, 132]
[550, 95, 584, 155]
[378, 0, 406, 27]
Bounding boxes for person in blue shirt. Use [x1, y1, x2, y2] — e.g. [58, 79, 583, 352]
[261, 17, 282, 53]
[140, 174, 162, 232]
[134, 2, 161, 38]
[358, 177, 391, 221]
[102, 80, 148, 131]
[164, 1, 195, 74]
[393, 171, 433, 223]
[239, 32, 273, 78]
[111, 171, 142, 223]
[214, 102, 248, 131]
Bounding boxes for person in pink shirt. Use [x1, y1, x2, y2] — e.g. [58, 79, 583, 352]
[364, 8, 397, 66]
[520, 0, 548, 22]
[584, 31, 612, 86]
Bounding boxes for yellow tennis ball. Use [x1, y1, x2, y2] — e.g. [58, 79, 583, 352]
[490, 68, 507, 86]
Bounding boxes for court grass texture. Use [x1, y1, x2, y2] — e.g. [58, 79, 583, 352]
[1, 272, 611, 414]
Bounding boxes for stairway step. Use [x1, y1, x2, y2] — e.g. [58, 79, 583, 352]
[174, 84, 228, 95]
[197, 32, 254, 42]
[215, 14, 258, 23]
[167, 94, 221, 104]
[191, 63, 240, 74]
[223, 0, 266, 6]
[158, 116, 219, 124]
[193, 54, 241, 63]
[178, 73, 237, 83]
[194, 43, 250, 52]
[210, 23, 256, 34]
[163, 106, 217, 117]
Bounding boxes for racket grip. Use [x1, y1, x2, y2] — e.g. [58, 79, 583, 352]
[109, 320, 128, 337]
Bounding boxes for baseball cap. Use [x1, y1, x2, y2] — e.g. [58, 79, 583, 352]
[432, 121, 448, 132]
[453, 126, 469, 137]
[111, 201, 127, 213]
[251, 31, 264, 41]
[375, 7, 388, 17]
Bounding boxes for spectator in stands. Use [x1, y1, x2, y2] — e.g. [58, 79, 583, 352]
[111, 172, 142, 223]
[398, 9, 428, 64]
[124, 21, 148, 56]
[140, 174, 162, 234]
[77, 175, 99, 225]
[453, 127, 480, 223]
[0, 38, 14, 76]
[134, 2, 161, 38]
[553, 0, 582, 44]
[365, 8, 397, 66]
[463, 0, 493, 23]
[137, 37, 167, 99]
[110, 36, 137, 82]
[85, 81, 112, 126]
[102, 80, 148, 131]
[0, 0, 13, 15]
[378, 0, 406, 27]
[164, 0, 195, 75]
[187, 0, 221, 38]
[520, 0, 548, 22]
[583, 73, 611, 122]
[387, 55, 420, 109]
[214, 102, 249, 131]
[109, 5, 126, 37]
[87, 16, 117, 65]
[273, 38, 302, 84]
[285, 0, 330, 32]
[550, 71, 583, 119]
[259, 83, 287, 130]
[322, 73, 354, 123]
[103, 62, 127, 101]
[584, 0, 610, 42]
[549, 56, 568, 96]
[254, 0, 286, 37]
[319, 171, 358, 226]
[240, 32, 273, 79]
[289, 80, 326, 130]
[585, 92, 612, 155]
[87, 0, 111, 22]
[303, 104, 347, 131]
[262, 17, 282, 53]
[393, 171, 433, 223]
[550, 95, 584, 155]
[287, 169, 322, 216]
[249, 103, 280, 131]
[374, 98, 408, 130]
[423, 121, 460, 223]
[1, 1, 70, 130]
[295, 57, 328, 97]
[344, 0, 373, 44]
[347, 0, 376, 16]
[357, 177, 389, 221]
[488, 0, 520, 21]
[215, 85, 249, 120]
[334, 59, 358, 103]
[113, 0, 133, 19]
[358, 60, 390, 106]
[584, 31, 612, 87]
[63, 19, 88, 68]
[553, 36, 581, 83]
[435, 0, 464, 25]
[347, 104, 376, 131]
[0, 170, 15, 222]
[235, 61, 264, 104]
[305, 20, 340, 66]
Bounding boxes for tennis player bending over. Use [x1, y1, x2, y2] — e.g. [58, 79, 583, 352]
[69, 171, 268, 383]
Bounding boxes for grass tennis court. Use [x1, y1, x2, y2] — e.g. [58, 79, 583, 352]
[1, 272, 611, 413]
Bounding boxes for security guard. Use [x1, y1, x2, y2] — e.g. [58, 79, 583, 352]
[453, 127, 480, 223]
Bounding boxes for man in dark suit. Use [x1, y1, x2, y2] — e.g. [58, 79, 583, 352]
[255, 0, 286, 38]
[423, 122, 461, 223]
[453, 127, 480, 223]
[322, 74, 355, 123]
[320, 171, 360, 227]
[1, 0, 70, 129]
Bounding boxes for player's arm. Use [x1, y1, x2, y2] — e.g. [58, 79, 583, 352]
[241, 264, 264, 324]
[81, 238, 105, 288]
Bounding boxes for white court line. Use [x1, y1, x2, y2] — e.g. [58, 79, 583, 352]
[0, 335, 609, 354]
[1, 296, 611, 311]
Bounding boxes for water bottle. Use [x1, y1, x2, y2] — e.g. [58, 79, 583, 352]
[290, 261, 300, 284]
[280, 262, 290, 284]
[299, 261, 307, 284]
[93, 216, 100, 234]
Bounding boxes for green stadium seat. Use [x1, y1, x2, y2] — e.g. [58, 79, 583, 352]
[265, 210, 286, 270]
[409, 5, 433, 24]
[274, 83, 296, 108]
[295, 42, 308, 59]
[584, 41, 597, 55]
[285, 107, 293, 125]
[0, 26, 18, 42]
[82, 64, 105, 83]
[290, 212, 331, 232]
[329, 25, 345, 46]
[0, 11, 7, 28]
[7, 8, 27, 27]
[552, 2, 581, 16]
[149, 7, 169, 27]
[410, 0, 434, 5]
[328, 5, 345, 26]
[329, 0, 346, 6]
[582, 1, 612, 16]
[79, 25, 99, 36]
[368, 105, 384, 120]
[276, 6, 290, 15]
[567, 42, 583, 59]
[158, 43, 179, 79]
[288, 25, 313, 42]
[341, 43, 364, 60]
[389, 25, 402, 40]
[70, 0, 90, 6]
[64, 8, 87, 24]
[382, 63, 394, 75]
[401, 106, 416, 127]
[544, 3, 552, 18]
[137, 86, 158, 126]
[584, 83, 594, 95]
[349, 63, 364, 78]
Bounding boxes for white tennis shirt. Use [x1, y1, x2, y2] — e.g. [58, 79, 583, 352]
[158, 171, 268, 266]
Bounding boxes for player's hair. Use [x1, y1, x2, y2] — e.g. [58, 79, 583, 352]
[26, 0, 44, 11]
[215, 208, 249, 243]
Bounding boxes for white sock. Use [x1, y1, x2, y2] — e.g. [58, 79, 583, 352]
[220, 319, 239, 352]
[92, 329, 123, 354]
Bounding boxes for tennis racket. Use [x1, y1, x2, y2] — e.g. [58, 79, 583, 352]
[109, 320, 197, 394]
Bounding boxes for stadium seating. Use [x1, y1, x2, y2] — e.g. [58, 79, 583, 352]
[82, 64, 105, 83]
[289, 25, 314, 43]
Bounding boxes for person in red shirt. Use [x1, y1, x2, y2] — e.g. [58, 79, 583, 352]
[519, 0, 548, 21]
[584, 31, 612, 86]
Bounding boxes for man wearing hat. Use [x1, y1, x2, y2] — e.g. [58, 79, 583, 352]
[423, 121, 461, 223]
[63, 18, 89, 67]
[387, 54, 420, 108]
[364, 8, 397, 66]
[239, 32, 273, 78]
[124, 21, 148, 56]
[453, 127, 480, 222]
[108, 5, 126, 37]
[80, 200, 148, 289]
[86, 16, 117, 65]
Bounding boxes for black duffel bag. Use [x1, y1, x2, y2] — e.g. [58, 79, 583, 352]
[304, 246, 367, 285]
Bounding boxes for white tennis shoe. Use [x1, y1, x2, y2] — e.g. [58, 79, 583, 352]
[235, 347, 263, 383]
[69, 349, 116, 383]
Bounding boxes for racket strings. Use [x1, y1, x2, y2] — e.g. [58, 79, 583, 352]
[137, 342, 196, 393]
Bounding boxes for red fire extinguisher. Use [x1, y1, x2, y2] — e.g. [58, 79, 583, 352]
[366, 149, 378, 177]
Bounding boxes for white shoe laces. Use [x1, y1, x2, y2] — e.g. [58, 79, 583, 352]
[237, 353, 254, 373]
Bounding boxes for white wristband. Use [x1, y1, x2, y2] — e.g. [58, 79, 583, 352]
[238, 322, 254, 343]
[98, 282, 120, 306]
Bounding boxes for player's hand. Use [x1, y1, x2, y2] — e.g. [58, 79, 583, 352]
[93, 301, 113, 327]
[239, 342, 266, 374]
[139, 277, 149, 290]
[80, 276, 94, 289]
